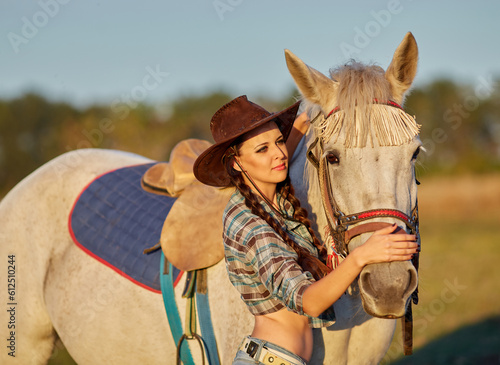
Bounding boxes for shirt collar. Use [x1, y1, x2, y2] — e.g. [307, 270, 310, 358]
[232, 189, 302, 230]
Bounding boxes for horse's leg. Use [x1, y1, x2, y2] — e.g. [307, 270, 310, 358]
[347, 317, 396, 365]
[317, 292, 396, 365]
[0, 171, 59, 364]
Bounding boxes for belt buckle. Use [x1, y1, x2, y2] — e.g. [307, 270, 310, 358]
[246, 340, 259, 357]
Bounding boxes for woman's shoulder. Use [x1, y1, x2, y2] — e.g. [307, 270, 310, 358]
[223, 190, 276, 238]
[223, 190, 298, 259]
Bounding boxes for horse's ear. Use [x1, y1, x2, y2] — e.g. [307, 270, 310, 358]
[285, 49, 337, 112]
[385, 32, 419, 104]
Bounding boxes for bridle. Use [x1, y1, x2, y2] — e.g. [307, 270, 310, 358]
[307, 136, 420, 259]
[306, 100, 420, 355]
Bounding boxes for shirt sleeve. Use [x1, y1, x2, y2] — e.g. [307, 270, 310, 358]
[243, 224, 314, 315]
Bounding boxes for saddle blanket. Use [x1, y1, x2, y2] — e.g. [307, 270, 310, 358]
[69, 163, 182, 293]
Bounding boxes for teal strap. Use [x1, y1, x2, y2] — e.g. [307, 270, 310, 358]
[196, 288, 220, 365]
[160, 253, 194, 365]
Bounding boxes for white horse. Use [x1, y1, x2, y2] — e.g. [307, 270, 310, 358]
[0, 32, 420, 364]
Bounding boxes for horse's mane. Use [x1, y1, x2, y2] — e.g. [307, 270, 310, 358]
[306, 60, 420, 148]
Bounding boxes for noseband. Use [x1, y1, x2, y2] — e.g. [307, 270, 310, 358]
[307, 100, 420, 355]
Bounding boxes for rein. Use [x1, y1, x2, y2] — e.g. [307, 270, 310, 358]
[307, 100, 420, 355]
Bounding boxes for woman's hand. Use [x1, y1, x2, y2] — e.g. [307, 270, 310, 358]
[304, 223, 418, 317]
[351, 224, 419, 268]
[293, 111, 310, 134]
[286, 112, 310, 158]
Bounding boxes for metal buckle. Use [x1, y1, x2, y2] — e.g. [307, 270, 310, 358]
[246, 340, 259, 357]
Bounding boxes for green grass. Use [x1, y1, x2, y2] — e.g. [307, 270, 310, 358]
[390, 316, 500, 365]
[48, 341, 76, 365]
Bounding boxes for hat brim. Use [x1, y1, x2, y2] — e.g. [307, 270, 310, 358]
[193, 100, 301, 187]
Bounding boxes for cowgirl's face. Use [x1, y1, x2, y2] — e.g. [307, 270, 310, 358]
[234, 121, 288, 196]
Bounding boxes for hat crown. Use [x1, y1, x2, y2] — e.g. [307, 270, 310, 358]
[210, 95, 272, 143]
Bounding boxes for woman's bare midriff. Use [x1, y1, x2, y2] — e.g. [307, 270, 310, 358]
[251, 309, 312, 361]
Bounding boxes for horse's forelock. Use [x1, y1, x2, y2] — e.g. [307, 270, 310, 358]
[330, 60, 392, 115]
[307, 61, 420, 148]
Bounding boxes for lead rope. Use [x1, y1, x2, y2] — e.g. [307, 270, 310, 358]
[403, 198, 420, 356]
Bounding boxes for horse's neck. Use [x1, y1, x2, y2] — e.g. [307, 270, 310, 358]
[289, 133, 327, 241]
[289, 134, 308, 202]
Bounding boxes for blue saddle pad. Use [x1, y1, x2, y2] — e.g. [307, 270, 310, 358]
[69, 163, 182, 293]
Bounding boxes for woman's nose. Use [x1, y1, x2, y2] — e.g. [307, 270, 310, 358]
[274, 145, 287, 159]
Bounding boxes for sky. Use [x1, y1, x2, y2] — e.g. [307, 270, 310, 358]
[1, 0, 499, 108]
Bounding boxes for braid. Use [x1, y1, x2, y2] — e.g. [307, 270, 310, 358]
[279, 176, 329, 263]
[225, 156, 331, 281]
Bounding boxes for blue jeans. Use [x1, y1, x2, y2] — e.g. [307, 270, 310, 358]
[232, 336, 307, 365]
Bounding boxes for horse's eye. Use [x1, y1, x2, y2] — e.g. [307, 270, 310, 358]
[411, 147, 421, 161]
[326, 152, 339, 164]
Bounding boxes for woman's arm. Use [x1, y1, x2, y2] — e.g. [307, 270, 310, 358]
[302, 224, 418, 317]
[286, 112, 310, 158]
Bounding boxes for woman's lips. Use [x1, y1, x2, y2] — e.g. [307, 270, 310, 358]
[273, 163, 286, 171]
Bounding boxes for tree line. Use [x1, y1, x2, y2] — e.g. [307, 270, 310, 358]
[0, 79, 499, 197]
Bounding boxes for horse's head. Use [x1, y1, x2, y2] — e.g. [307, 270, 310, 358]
[286, 32, 420, 318]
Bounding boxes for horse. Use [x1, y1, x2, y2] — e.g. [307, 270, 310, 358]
[0, 32, 420, 364]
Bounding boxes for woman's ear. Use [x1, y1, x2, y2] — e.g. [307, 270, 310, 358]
[232, 157, 243, 172]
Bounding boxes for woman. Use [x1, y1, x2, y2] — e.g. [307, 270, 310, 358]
[193, 96, 418, 364]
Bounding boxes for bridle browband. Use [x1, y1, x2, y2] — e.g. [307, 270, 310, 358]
[307, 99, 420, 355]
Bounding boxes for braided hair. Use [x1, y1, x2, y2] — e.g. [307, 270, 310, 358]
[224, 153, 331, 281]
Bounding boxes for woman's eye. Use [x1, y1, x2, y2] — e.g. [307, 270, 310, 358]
[411, 147, 421, 161]
[326, 152, 339, 164]
[256, 146, 267, 153]
[276, 139, 285, 145]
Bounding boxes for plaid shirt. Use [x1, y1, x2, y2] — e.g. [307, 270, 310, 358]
[223, 189, 335, 328]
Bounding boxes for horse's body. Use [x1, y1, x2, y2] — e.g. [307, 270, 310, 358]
[0, 33, 421, 364]
[0, 149, 254, 364]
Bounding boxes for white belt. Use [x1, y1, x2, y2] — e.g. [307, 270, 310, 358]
[239, 337, 303, 365]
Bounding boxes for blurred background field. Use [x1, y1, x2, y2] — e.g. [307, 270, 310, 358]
[1, 77, 499, 197]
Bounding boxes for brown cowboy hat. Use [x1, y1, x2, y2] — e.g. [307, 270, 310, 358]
[193, 95, 300, 187]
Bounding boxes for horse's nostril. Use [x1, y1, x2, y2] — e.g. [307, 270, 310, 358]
[360, 272, 377, 299]
[403, 267, 419, 299]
